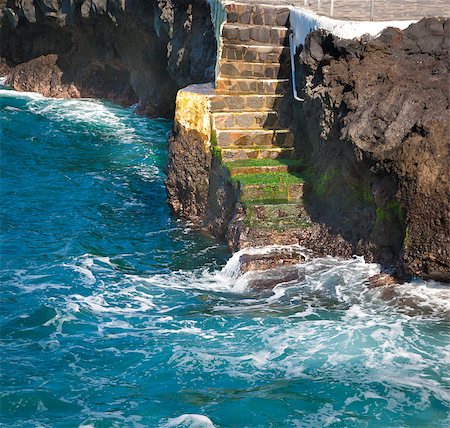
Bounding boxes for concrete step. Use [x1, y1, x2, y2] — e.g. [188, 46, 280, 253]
[244, 201, 312, 229]
[222, 23, 289, 46]
[210, 94, 284, 112]
[218, 61, 289, 80]
[221, 44, 290, 64]
[225, 3, 290, 27]
[220, 146, 294, 162]
[212, 111, 281, 131]
[215, 129, 292, 148]
[244, 200, 312, 230]
[224, 159, 303, 176]
[216, 77, 290, 95]
[236, 174, 304, 202]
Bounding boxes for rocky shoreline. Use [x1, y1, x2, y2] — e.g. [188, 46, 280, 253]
[1, 1, 449, 283]
[1, 0, 216, 117]
[165, 12, 449, 283]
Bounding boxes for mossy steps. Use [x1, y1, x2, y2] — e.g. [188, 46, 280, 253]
[232, 172, 304, 202]
[213, 3, 310, 232]
[244, 201, 312, 230]
[225, 158, 303, 175]
[174, 3, 312, 234]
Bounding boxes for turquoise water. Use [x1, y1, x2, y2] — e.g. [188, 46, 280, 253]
[1, 85, 449, 428]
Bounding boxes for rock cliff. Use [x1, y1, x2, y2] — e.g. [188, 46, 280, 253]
[293, 18, 449, 281]
[0, 0, 216, 116]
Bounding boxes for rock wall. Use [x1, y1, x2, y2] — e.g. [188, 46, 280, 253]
[1, 0, 217, 117]
[293, 18, 449, 281]
[165, 85, 240, 238]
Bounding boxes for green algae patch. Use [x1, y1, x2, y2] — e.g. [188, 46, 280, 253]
[232, 172, 305, 202]
[376, 200, 406, 224]
[210, 130, 222, 162]
[231, 172, 305, 186]
[403, 226, 410, 250]
[313, 168, 340, 196]
[349, 180, 375, 205]
[224, 158, 304, 169]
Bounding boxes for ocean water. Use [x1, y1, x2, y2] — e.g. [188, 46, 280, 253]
[0, 84, 449, 428]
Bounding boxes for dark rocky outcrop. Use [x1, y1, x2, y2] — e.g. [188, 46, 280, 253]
[166, 124, 241, 238]
[293, 18, 449, 282]
[1, 0, 216, 117]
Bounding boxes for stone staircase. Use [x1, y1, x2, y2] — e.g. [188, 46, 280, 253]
[211, 2, 308, 234]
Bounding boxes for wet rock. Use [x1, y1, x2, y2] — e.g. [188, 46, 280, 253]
[238, 248, 308, 273]
[246, 265, 304, 291]
[367, 273, 399, 289]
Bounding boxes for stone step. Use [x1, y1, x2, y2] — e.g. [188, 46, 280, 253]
[210, 94, 284, 112]
[244, 201, 312, 229]
[216, 78, 290, 95]
[218, 61, 289, 80]
[215, 129, 292, 148]
[245, 215, 311, 230]
[221, 44, 290, 64]
[225, 3, 290, 27]
[222, 23, 289, 46]
[245, 201, 304, 219]
[220, 146, 294, 162]
[211, 111, 281, 131]
[236, 174, 304, 202]
[224, 159, 303, 176]
[244, 201, 312, 230]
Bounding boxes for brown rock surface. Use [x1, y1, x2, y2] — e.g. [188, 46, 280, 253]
[6, 54, 80, 98]
[166, 125, 240, 238]
[294, 18, 449, 282]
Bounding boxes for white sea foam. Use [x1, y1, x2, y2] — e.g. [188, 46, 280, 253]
[44, 248, 449, 420]
[0, 88, 44, 100]
[1, 85, 155, 148]
[27, 248, 450, 427]
[161, 414, 216, 428]
[28, 98, 138, 141]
